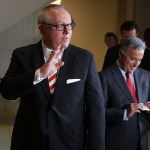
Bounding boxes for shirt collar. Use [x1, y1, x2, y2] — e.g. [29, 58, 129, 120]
[116, 60, 134, 76]
[42, 40, 53, 61]
[41, 40, 63, 62]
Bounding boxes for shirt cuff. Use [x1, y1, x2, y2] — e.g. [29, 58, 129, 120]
[33, 69, 46, 85]
[123, 109, 128, 121]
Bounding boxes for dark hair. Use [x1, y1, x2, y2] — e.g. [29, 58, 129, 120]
[144, 27, 150, 41]
[120, 21, 139, 33]
[105, 32, 118, 43]
[144, 27, 150, 47]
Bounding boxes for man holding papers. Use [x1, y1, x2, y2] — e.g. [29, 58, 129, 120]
[99, 37, 150, 150]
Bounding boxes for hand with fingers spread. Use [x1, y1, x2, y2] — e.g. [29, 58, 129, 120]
[127, 103, 143, 118]
[40, 48, 64, 78]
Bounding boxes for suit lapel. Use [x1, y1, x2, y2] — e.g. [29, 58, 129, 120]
[32, 41, 45, 69]
[33, 41, 51, 102]
[50, 45, 75, 106]
[112, 64, 135, 103]
[134, 69, 142, 103]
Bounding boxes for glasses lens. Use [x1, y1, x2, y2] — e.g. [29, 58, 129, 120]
[56, 23, 76, 31]
[56, 24, 64, 31]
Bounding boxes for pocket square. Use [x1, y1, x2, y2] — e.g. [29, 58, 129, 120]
[66, 79, 81, 84]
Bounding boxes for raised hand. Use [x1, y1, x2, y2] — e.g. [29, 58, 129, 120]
[40, 46, 64, 78]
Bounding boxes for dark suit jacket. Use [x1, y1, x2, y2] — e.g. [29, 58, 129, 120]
[0, 41, 105, 150]
[139, 48, 150, 71]
[99, 64, 150, 150]
[102, 44, 120, 70]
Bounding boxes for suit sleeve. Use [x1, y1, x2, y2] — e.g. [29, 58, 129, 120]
[102, 48, 112, 70]
[99, 71, 125, 126]
[0, 49, 35, 100]
[85, 55, 105, 150]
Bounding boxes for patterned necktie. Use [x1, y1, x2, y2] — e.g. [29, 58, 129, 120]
[126, 72, 138, 103]
[48, 71, 58, 94]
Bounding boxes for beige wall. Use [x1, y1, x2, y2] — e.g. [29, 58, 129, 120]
[134, 0, 150, 38]
[61, 0, 136, 71]
[62, 0, 118, 71]
[116, 0, 134, 39]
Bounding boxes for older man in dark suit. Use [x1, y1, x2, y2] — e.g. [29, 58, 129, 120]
[0, 4, 105, 150]
[99, 37, 150, 150]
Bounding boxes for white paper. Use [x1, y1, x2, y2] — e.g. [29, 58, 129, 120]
[142, 105, 150, 111]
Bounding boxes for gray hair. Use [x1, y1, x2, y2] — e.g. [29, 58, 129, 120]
[37, 4, 65, 24]
[120, 37, 146, 53]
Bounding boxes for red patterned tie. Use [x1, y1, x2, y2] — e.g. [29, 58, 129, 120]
[48, 71, 57, 94]
[126, 72, 138, 103]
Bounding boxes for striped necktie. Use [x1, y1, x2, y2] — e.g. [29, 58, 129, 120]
[48, 71, 58, 94]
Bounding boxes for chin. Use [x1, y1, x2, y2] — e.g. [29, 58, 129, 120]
[130, 69, 136, 73]
[62, 43, 69, 49]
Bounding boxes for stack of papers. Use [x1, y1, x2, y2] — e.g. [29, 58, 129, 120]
[142, 105, 150, 111]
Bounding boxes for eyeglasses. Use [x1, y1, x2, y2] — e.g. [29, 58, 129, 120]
[41, 22, 76, 31]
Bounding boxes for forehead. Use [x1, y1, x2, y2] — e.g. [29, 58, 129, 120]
[47, 8, 71, 23]
[105, 36, 115, 40]
[125, 48, 144, 57]
[121, 29, 137, 39]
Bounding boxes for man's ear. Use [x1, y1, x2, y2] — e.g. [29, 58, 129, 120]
[119, 50, 122, 58]
[38, 24, 42, 33]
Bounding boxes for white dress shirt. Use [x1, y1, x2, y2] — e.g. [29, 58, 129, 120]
[33, 41, 53, 85]
[117, 60, 136, 121]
